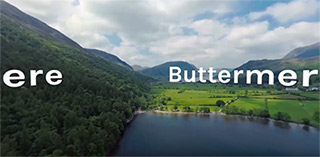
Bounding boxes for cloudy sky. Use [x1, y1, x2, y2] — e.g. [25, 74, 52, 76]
[7, 0, 320, 68]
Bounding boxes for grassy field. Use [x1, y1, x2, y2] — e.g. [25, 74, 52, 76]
[230, 99, 319, 126]
[151, 82, 319, 127]
[159, 89, 234, 105]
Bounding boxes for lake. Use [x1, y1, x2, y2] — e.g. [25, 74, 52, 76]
[112, 112, 319, 156]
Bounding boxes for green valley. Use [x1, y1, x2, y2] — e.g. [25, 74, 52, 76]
[150, 82, 320, 127]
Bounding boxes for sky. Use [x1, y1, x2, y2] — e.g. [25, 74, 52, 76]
[6, 0, 320, 68]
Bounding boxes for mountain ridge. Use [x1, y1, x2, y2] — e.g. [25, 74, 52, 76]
[235, 42, 320, 72]
[283, 42, 320, 59]
[0, 0, 83, 50]
[85, 48, 132, 70]
[140, 61, 198, 80]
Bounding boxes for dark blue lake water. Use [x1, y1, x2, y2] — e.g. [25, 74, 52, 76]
[112, 112, 319, 156]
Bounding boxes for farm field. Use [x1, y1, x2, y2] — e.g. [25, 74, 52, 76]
[151, 82, 320, 127]
[159, 89, 234, 105]
[230, 99, 319, 127]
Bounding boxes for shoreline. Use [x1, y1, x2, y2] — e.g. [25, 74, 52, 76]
[152, 110, 319, 129]
[153, 110, 226, 115]
[111, 108, 319, 155]
[126, 109, 146, 123]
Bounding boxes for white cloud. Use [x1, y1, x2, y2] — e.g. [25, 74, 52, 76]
[190, 19, 228, 38]
[249, 0, 320, 23]
[226, 21, 269, 41]
[5, 0, 320, 68]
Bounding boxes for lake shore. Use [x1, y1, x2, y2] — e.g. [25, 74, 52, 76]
[112, 110, 320, 156]
[152, 109, 319, 129]
[153, 110, 226, 115]
[126, 109, 147, 123]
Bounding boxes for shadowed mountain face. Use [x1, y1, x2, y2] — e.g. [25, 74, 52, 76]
[283, 42, 320, 59]
[140, 61, 198, 80]
[86, 48, 132, 70]
[1, 1, 151, 156]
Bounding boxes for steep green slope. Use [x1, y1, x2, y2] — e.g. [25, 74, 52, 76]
[85, 48, 132, 70]
[1, 1, 151, 156]
[0, 0, 83, 50]
[141, 61, 198, 81]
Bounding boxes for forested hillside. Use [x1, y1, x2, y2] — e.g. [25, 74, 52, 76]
[1, 1, 151, 156]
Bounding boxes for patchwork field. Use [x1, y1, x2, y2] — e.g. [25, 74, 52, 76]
[151, 82, 320, 127]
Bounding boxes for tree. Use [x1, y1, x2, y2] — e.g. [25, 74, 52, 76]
[160, 106, 167, 111]
[252, 109, 270, 118]
[182, 106, 193, 112]
[199, 107, 210, 113]
[173, 105, 178, 111]
[301, 118, 310, 125]
[273, 112, 290, 121]
[216, 100, 225, 107]
[223, 106, 239, 114]
[313, 111, 320, 122]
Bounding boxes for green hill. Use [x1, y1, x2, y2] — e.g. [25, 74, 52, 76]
[141, 61, 198, 81]
[1, 1, 151, 156]
[86, 48, 132, 70]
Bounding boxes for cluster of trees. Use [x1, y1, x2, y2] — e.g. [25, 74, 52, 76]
[223, 106, 270, 118]
[173, 105, 179, 111]
[182, 106, 193, 112]
[273, 112, 291, 121]
[159, 95, 171, 105]
[159, 106, 168, 111]
[1, 16, 151, 156]
[216, 100, 225, 107]
[199, 107, 210, 113]
[301, 111, 320, 125]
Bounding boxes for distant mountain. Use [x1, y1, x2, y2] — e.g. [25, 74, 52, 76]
[236, 42, 320, 72]
[236, 58, 319, 72]
[234, 43, 320, 85]
[132, 64, 149, 71]
[86, 48, 132, 70]
[283, 42, 319, 59]
[140, 61, 198, 80]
